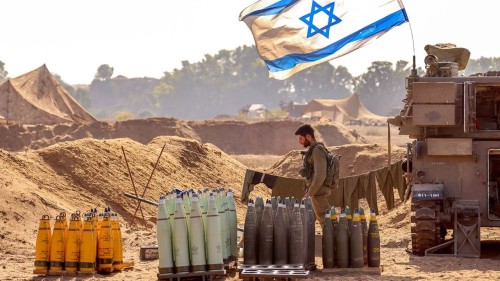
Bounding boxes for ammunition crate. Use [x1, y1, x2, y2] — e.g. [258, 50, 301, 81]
[140, 245, 159, 260]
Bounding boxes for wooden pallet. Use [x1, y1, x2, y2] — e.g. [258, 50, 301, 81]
[238, 265, 309, 281]
[77, 270, 97, 275]
[114, 261, 135, 271]
[157, 269, 225, 281]
[34, 269, 97, 276]
[320, 265, 382, 275]
[304, 264, 317, 271]
[47, 269, 78, 276]
[32, 269, 48, 276]
[237, 264, 305, 272]
[97, 266, 115, 274]
[224, 261, 237, 271]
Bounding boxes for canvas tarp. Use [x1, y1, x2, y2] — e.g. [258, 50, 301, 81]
[0, 65, 96, 125]
[302, 93, 388, 124]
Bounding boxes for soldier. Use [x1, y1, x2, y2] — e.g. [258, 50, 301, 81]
[295, 124, 332, 224]
[402, 155, 413, 202]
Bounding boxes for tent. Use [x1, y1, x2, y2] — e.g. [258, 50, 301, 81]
[0, 65, 96, 125]
[302, 93, 387, 125]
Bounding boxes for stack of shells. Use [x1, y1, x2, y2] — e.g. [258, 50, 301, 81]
[34, 208, 124, 274]
[156, 188, 238, 275]
[322, 206, 380, 269]
[243, 196, 316, 269]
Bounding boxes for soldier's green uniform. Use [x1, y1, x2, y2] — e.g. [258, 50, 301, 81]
[302, 142, 332, 224]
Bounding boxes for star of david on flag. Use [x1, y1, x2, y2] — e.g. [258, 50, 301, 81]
[239, 0, 409, 80]
[300, 1, 342, 39]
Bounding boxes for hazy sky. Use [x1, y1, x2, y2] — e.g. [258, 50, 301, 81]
[2, 0, 500, 84]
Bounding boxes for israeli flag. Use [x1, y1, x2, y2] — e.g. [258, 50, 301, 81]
[239, 0, 409, 80]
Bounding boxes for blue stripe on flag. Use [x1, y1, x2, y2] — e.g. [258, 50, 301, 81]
[240, 0, 299, 21]
[265, 9, 408, 73]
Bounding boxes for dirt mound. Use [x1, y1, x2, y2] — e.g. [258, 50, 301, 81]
[188, 119, 368, 154]
[0, 136, 271, 280]
[0, 118, 199, 151]
[0, 119, 367, 154]
[1, 137, 499, 280]
[378, 199, 411, 230]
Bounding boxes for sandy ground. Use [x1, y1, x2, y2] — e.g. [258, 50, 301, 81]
[348, 124, 410, 148]
[0, 123, 499, 280]
[6, 201, 500, 281]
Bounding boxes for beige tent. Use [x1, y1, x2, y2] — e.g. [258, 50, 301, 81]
[303, 93, 388, 124]
[0, 65, 96, 125]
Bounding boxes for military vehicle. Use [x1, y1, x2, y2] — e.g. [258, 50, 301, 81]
[389, 43, 500, 257]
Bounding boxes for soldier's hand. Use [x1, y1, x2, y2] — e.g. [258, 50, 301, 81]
[303, 191, 311, 199]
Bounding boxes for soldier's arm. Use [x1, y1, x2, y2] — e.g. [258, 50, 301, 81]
[308, 147, 327, 196]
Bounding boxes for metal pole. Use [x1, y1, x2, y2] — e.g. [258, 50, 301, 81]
[131, 143, 166, 222]
[387, 122, 392, 166]
[122, 146, 146, 224]
[123, 192, 159, 206]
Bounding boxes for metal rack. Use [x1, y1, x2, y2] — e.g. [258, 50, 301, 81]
[238, 264, 309, 281]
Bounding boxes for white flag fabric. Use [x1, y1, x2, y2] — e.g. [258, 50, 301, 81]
[239, 0, 409, 80]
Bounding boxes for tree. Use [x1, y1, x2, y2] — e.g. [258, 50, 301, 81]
[73, 88, 92, 109]
[94, 64, 114, 81]
[331, 65, 354, 98]
[153, 45, 358, 119]
[285, 63, 337, 101]
[54, 74, 92, 109]
[239, 104, 250, 115]
[53, 74, 76, 96]
[0, 60, 8, 82]
[114, 111, 134, 121]
[154, 46, 284, 119]
[138, 110, 154, 119]
[464, 57, 500, 75]
[354, 60, 410, 115]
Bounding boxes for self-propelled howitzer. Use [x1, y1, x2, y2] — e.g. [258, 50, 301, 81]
[389, 43, 500, 257]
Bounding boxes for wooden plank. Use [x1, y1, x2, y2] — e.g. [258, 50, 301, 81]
[97, 266, 115, 274]
[224, 260, 237, 271]
[157, 269, 225, 280]
[77, 270, 97, 275]
[320, 265, 382, 275]
[47, 270, 78, 276]
[140, 245, 159, 260]
[32, 269, 48, 276]
[114, 261, 135, 271]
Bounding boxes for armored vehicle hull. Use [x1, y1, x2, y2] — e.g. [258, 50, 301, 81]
[390, 44, 500, 257]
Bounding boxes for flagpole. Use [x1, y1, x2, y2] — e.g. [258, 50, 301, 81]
[409, 19, 418, 77]
[401, 0, 418, 77]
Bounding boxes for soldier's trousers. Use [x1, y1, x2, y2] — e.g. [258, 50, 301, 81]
[311, 185, 331, 224]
